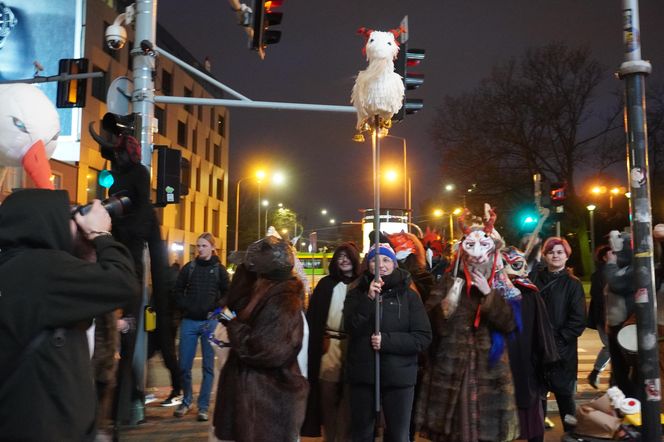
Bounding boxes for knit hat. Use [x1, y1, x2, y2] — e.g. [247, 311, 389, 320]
[366, 243, 397, 263]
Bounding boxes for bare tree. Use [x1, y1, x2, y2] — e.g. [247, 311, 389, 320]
[431, 43, 624, 247]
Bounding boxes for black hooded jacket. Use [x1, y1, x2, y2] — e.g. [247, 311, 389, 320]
[0, 189, 140, 441]
[343, 267, 432, 386]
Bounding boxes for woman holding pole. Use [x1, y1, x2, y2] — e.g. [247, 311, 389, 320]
[343, 243, 431, 442]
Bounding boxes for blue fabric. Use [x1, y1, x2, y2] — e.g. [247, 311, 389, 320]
[179, 318, 216, 411]
[488, 298, 523, 367]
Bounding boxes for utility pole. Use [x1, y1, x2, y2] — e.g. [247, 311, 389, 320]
[618, 1, 661, 440]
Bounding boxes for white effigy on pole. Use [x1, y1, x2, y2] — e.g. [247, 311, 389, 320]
[351, 26, 405, 418]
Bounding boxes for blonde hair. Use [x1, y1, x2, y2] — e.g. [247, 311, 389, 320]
[197, 232, 217, 255]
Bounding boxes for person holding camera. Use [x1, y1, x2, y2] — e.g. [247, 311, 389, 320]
[173, 232, 229, 421]
[0, 189, 140, 441]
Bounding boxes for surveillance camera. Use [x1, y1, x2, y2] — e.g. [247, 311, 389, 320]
[105, 24, 127, 50]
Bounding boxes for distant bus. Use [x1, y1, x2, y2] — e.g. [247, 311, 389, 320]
[297, 252, 334, 276]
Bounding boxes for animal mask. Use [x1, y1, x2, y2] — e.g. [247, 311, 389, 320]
[501, 246, 529, 279]
[357, 27, 401, 61]
[458, 205, 501, 266]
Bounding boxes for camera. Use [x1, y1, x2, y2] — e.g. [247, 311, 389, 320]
[105, 24, 127, 50]
[72, 195, 131, 219]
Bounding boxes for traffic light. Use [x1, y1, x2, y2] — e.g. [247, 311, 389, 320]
[518, 210, 539, 232]
[250, 0, 283, 59]
[155, 146, 191, 206]
[550, 181, 567, 206]
[56, 58, 89, 108]
[393, 42, 425, 122]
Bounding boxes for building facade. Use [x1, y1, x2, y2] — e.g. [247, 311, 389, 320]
[1, 0, 230, 265]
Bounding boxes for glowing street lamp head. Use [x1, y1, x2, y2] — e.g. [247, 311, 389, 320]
[385, 169, 398, 182]
[321, 209, 327, 215]
[262, 199, 269, 207]
[610, 187, 621, 195]
[433, 209, 443, 217]
[453, 208, 463, 215]
[255, 170, 266, 182]
[272, 171, 286, 185]
[587, 204, 597, 211]
[444, 183, 455, 192]
[329, 218, 336, 224]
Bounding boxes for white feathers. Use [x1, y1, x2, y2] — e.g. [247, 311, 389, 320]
[351, 31, 405, 131]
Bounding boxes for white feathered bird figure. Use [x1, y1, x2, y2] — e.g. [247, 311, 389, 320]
[351, 27, 405, 132]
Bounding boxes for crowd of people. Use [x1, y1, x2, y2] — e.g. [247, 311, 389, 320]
[2, 189, 661, 442]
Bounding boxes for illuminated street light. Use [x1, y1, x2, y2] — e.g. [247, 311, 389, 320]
[433, 208, 444, 217]
[444, 183, 455, 192]
[587, 204, 597, 270]
[321, 209, 327, 215]
[262, 199, 269, 207]
[330, 218, 336, 224]
[235, 169, 285, 250]
[385, 169, 399, 183]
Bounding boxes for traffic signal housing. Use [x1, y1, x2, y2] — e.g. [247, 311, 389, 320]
[550, 182, 567, 206]
[250, 0, 283, 59]
[56, 58, 89, 108]
[155, 146, 190, 207]
[393, 43, 425, 122]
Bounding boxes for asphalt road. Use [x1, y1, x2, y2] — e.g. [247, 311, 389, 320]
[120, 328, 609, 441]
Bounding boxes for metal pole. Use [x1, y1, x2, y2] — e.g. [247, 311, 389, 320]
[589, 208, 595, 268]
[155, 95, 356, 113]
[371, 115, 382, 417]
[257, 181, 262, 239]
[618, 1, 660, 439]
[449, 213, 454, 242]
[234, 178, 243, 251]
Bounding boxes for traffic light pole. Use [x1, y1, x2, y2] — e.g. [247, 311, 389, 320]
[617, 1, 661, 440]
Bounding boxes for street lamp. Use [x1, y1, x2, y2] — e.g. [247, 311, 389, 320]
[234, 170, 284, 251]
[450, 207, 462, 241]
[265, 202, 283, 229]
[381, 134, 409, 217]
[321, 208, 327, 215]
[587, 204, 596, 270]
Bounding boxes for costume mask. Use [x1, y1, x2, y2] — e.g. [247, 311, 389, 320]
[501, 246, 528, 279]
[459, 205, 500, 267]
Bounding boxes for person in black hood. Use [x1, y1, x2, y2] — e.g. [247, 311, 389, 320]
[343, 243, 432, 442]
[0, 189, 140, 441]
[301, 242, 361, 440]
[172, 232, 229, 421]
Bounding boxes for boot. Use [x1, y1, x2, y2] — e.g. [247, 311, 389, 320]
[587, 369, 600, 389]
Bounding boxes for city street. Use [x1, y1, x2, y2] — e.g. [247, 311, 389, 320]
[122, 328, 609, 441]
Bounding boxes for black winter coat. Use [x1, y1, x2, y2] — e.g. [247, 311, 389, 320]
[0, 189, 140, 441]
[587, 263, 607, 330]
[343, 268, 432, 387]
[173, 255, 229, 320]
[530, 266, 586, 394]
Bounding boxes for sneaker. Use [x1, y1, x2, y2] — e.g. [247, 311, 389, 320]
[587, 369, 600, 389]
[197, 410, 209, 422]
[160, 392, 183, 407]
[544, 417, 555, 429]
[144, 393, 158, 405]
[173, 403, 191, 418]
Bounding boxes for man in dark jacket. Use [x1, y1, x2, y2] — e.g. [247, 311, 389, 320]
[0, 189, 140, 441]
[172, 232, 229, 421]
[530, 237, 586, 432]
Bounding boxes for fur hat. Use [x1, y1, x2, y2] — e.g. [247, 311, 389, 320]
[245, 235, 294, 280]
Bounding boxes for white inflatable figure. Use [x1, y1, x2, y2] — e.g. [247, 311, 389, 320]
[0, 83, 59, 189]
[351, 27, 405, 133]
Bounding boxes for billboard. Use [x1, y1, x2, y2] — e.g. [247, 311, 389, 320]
[0, 0, 83, 161]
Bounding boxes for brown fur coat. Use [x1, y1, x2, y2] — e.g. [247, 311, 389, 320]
[415, 274, 519, 442]
[213, 277, 309, 442]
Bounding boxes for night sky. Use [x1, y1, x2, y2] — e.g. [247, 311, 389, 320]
[158, 0, 664, 233]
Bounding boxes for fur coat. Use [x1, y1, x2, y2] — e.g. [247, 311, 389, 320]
[213, 277, 309, 442]
[415, 273, 519, 442]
